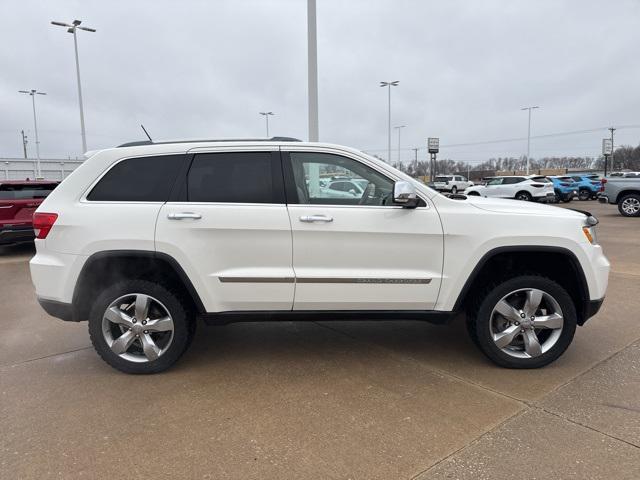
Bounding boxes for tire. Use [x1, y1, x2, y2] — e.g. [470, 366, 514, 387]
[617, 193, 640, 217]
[515, 191, 532, 201]
[451, 186, 458, 194]
[578, 189, 591, 201]
[467, 275, 577, 369]
[561, 195, 572, 203]
[88, 279, 195, 374]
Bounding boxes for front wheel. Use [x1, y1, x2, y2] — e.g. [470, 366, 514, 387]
[618, 194, 640, 217]
[88, 279, 195, 374]
[467, 275, 577, 368]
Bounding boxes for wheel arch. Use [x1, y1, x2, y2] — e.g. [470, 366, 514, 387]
[71, 250, 205, 322]
[453, 246, 591, 325]
[615, 189, 640, 203]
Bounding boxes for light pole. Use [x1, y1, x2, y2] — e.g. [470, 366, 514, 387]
[259, 112, 274, 137]
[380, 81, 399, 163]
[609, 127, 616, 171]
[307, 0, 319, 141]
[19, 89, 46, 178]
[394, 125, 406, 165]
[51, 19, 96, 155]
[521, 106, 539, 175]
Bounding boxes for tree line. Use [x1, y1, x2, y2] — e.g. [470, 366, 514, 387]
[387, 143, 640, 177]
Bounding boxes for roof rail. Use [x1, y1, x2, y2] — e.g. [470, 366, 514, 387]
[117, 137, 301, 148]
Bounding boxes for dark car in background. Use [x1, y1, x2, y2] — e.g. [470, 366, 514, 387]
[0, 181, 59, 245]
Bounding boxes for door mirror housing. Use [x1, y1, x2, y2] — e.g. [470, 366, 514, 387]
[393, 181, 419, 208]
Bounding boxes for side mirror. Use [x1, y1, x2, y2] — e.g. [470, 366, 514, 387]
[393, 181, 419, 208]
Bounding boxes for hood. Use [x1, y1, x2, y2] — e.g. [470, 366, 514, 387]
[465, 196, 585, 219]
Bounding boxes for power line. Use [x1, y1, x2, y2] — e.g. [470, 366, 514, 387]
[361, 124, 640, 153]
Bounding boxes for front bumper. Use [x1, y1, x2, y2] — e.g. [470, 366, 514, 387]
[37, 297, 74, 322]
[0, 225, 34, 245]
[581, 297, 605, 325]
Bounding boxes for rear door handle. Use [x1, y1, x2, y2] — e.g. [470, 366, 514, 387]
[167, 212, 202, 220]
[299, 215, 333, 223]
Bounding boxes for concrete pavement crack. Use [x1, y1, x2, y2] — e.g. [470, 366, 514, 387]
[1, 346, 93, 369]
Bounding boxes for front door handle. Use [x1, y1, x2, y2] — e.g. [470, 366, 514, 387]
[299, 215, 333, 223]
[167, 212, 202, 220]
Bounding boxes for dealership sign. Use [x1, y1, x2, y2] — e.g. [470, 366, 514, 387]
[428, 137, 439, 153]
[602, 138, 612, 155]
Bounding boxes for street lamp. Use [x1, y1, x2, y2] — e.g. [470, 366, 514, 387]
[19, 89, 46, 178]
[259, 112, 274, 137]
[380, 81, 399, 163]
[521, 106, 539, 175]
[307, 0, 319, 141]
[394, 125, 406, 164]
[51, 19, 96, 155]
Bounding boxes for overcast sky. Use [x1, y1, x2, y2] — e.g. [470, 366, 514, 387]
[2, 0, 639, 164]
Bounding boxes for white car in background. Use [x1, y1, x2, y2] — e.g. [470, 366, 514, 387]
[326, 178, 367, 197]
[464, 175, 555, 202]
[432, 175, 472, 194]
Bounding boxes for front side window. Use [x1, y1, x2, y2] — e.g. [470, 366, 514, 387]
[487, 177, 504, 186]
[87, 155, 184, 202]
[288, 152, 395, 206]
[187, 152, 282, 204]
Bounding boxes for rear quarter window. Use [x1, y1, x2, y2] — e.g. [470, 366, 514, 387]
[87, 155, 185, 202]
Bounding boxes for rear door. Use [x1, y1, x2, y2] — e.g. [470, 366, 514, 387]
[155, 147, 294, 313]
[283, 148, 443, 311]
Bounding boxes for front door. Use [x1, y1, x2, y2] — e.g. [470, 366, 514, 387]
[156, 148, 294, 312]
[283, 149, 443, 311]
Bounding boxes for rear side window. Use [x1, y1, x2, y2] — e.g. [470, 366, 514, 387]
[187, 152, 283, 203]
[0, 183, 57, 200]
[87, 155, 184, 202]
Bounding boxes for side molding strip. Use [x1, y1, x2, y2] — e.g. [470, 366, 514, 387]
[218, 277, 431, 284]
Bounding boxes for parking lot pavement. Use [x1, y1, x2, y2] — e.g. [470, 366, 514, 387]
[1, 201, 639, 479]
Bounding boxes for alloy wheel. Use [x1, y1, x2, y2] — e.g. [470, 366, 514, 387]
[489, 288, 563, 359]
[102, 293, 175, 363]
[621, 197, 640, 215]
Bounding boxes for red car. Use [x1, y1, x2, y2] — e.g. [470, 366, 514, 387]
[0, 180, 59, 245]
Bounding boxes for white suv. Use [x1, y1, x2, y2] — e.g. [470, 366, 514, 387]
[432, 175, 472, 194]
[30, 139, 610, 373]
[464, 175, 555, 201]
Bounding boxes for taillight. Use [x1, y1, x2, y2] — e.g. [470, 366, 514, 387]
[600, 178, 607, 192]
[33, 212, 58, 239]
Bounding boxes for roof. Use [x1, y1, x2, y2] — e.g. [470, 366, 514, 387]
[117, 136, 301, 148]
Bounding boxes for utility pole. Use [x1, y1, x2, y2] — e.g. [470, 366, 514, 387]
[609, 127, 616, 172]
[51, 19, 96, 155]
[412, 148, 418, 176]
[307, 0, 319, 141]
[380, 81, 399, 163]
[521, 106, 539, 175]
[21, 130, 28, 159]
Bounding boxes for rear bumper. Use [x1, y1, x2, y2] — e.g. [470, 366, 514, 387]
[0, 225, 34, 245]
[598, 195, 612, 204]
[37, 297, 75, 322]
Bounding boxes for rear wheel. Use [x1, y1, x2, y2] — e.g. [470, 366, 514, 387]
[515, 191, 532, 201]
[561, 194, 572, 203]
[451, 186, 458, 194]
[88, 279, 195, 374]
[618, 194, 640, 217]
[467, 275, 576, 368]
[578, 189, 591, 201]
